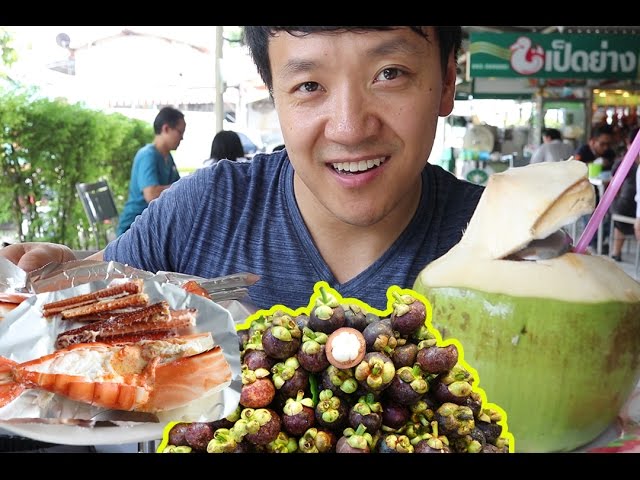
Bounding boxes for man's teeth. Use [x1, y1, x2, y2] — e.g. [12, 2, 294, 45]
[333, 157, 385, 173]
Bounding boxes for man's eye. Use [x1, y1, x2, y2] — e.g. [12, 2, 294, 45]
[376, 68, 403, 82]
[297, 82, 320, 93]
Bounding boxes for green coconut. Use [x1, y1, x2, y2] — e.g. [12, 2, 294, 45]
[414, 160, 640, 452]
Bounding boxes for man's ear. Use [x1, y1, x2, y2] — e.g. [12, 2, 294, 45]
[438, 52, 458, 117]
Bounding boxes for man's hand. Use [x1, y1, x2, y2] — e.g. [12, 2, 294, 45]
[0, 242, 76, 273]
[635, 218, 640, 241]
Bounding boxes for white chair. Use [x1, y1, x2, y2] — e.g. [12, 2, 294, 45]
[608, 213, 640, 276]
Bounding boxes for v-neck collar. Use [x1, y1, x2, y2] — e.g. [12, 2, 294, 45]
[281, 160, 434, 291]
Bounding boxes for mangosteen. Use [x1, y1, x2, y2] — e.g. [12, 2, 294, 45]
[354, 352, 396, 392]
[240, 366, 276, 408]
[297, 327, 330, 373]
[265, 431, 299, 453]
[362, 319, 397, 353]
[390, 291, 426, 336]
[416, 344, 458, 374]
[209, 406, 241, 431]
[206, 427, 245, 453]
[435, 403, 475, 439]
[451, 433, 483, 453]
[348, 393, 383, 433]
[271, 356, 309, 399]
[325, 327, 366, 369]
[385, 365, 429, 405]
[282, 391, 316, 437]
[308, 286, 345, 334]
[412, 421, 452, 453]
[336, 425, 374, 453]
[391, 343, 418, 368]
[239, 407, 282, 446]
[315, 389, 348, 431]
[237, 329, 250, 351]
[321, 365, 358, 397]
[432, 379, 472, 405]
[294, 314, 310, 331]
[381, 402, 410, 431]
[243, 349, 276, 371]
[261, 314, 301, 360]
[184, 422, 215, 452]
[167, 422, 190, 447]
[298, 428, 337, 453]
[463, 391, 483, 418]
[343, 304, 368, 331]
[377, 433, 414, 453]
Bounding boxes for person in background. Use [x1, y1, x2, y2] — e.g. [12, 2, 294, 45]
[610, 127, 640, 261]
[529, 128, 574, 164]
[116, 107, 184, 236]
[203, 130, 247, 167]
[574, 124, 616, 171]
[1, 26, 483, 312]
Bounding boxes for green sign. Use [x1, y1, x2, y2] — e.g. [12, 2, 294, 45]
[469, 33, 640, 79]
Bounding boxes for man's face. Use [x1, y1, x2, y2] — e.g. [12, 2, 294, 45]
[269, 28, 456, 228]
[166, 118, 186, 151]
[590, 134, 612, 157]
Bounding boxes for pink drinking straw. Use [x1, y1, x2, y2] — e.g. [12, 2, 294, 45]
[574, 131, 640, 254]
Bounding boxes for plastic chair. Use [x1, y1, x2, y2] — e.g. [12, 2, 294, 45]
[76, 180, 119, 249]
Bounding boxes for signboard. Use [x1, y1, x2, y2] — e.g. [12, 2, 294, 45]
[469, 33, 640, 79]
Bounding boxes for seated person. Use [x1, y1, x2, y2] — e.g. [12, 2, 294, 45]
[574, 124, 616, 171]
[529, 128, 574, 164]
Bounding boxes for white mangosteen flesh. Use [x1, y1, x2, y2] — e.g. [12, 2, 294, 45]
[331, 331, 361, 362]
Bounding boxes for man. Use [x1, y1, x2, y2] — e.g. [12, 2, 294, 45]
[529, 128, 573, 164]
[1, 27, 482, 311]
[116, 106, 184, 236]
[573, 124, 616, 170]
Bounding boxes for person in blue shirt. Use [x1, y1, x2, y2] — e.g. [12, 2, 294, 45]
[1, 26, 482, 311]
[116, 107, 184, 236]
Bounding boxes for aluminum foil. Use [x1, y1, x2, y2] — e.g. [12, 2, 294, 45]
[0, 259, 250, 445]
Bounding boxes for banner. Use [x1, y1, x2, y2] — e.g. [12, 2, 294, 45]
[469, 33, 640, 79]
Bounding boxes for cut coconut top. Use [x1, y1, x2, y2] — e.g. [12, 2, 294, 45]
[417, 160, 640, 303]
[461, 160, 595, 260]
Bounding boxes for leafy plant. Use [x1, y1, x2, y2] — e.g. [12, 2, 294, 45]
[0, 89, 152, 248]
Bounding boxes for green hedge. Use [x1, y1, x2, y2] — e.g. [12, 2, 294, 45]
[0, 89, 153, 248]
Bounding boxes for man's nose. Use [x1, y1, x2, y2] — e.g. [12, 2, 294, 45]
[323, 86, 381, 146]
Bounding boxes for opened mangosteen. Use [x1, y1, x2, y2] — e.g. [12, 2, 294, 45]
[325, 327, 366, 369]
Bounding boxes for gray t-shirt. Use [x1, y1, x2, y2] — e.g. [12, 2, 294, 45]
[105, 151, 483, 311]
